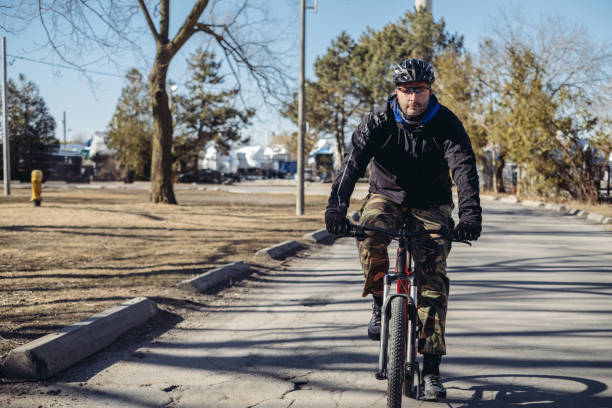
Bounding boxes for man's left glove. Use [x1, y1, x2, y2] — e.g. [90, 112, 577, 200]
[454, 219, 482, 241]
[325, 206, 350, 235]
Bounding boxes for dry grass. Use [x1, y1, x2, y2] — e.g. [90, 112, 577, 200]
[0, 187, 361, 359]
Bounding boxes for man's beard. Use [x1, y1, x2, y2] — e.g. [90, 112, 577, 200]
[403, 101, 427, 117]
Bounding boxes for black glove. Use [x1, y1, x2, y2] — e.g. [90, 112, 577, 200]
[325, 206, 350, 235]
[454, 219, 482, 241]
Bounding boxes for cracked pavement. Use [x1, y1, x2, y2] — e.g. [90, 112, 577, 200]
[1, 200, 611, 407]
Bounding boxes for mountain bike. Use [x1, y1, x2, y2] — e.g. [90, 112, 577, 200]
[347, 222, 469, 407]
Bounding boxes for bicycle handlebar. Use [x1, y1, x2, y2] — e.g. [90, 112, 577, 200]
[345, 222, 472, 246]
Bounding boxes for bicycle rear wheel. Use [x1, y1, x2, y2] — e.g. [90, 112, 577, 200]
[387, 296, 407, 408]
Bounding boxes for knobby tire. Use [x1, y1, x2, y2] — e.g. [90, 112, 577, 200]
[387, 296, 407, 408]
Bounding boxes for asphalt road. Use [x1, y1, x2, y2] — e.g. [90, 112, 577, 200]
[1, 199, 611, 407]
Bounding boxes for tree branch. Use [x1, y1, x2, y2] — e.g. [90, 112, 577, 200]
[137, 0, 160, 43]
[195, 21, 284, 102]
[159, 0, 169, 40]
[36, 0, 84, 73]
[171, 0, 209, 53]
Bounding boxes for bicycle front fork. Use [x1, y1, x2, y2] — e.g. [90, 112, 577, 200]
[375, 275, 391, 380]
[376, 273, 419, 381]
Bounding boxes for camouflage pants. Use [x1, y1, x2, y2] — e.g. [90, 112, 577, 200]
[358, 193, 453, 355]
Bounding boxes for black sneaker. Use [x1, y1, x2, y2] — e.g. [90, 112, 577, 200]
[422, 374, 446, 401]
[367, 302, 381, 341]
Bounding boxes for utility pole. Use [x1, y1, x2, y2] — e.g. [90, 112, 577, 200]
[2, 37, 10, 196]
[296, 0, 317, 215]
[492, 146, 497, 193]
[63, 111, 67, 145]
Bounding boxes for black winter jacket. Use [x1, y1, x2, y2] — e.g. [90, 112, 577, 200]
[328, 94, 482, 223]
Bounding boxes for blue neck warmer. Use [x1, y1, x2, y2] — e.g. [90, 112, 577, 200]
[392, 95, 440, 128]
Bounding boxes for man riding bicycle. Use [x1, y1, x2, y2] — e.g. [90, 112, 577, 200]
[325, 58, 482, 401]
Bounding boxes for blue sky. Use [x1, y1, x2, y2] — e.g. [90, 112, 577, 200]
[3, 0, 611, 146]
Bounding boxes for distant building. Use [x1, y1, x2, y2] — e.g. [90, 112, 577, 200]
[199, 143, 291, 179]
[200, 145, 241, 175]
[86, 132, 122, 181]
[308, 138, 336, 182]
[87, 131, 114, 159]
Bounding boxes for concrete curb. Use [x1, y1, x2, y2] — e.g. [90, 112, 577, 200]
[0, 297, 157, 380]
[177, 262, 251, 293]
[499, 196, 520, 203]
[544, 203, 568, 213]
[521, 200, 545, 208]
[481, 195, 499, 201]
[482, 193, 610, 226]
[586, 212, 608, 224]
[303, 229, 335, 245]
[255, 240, 302, 261]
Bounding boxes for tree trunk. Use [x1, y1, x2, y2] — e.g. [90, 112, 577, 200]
[339, 109, 347, 159]
[578, 149, 599, 204]
[335, 131, 344, 162]
[331, 109, 342, 165]
[495, 151, 506, 193]
[516, 165, 522, 197]
[335, 108, 345, 161]
[149, 48, 177, 204]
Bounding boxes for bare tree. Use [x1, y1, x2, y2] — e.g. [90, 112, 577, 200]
[476, 11, 612, 201]
[3, 0, 290, 203]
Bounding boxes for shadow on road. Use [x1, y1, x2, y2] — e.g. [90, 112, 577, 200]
[445, 373, 610, 408]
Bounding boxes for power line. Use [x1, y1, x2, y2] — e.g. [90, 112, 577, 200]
[6, 54, 124, 78]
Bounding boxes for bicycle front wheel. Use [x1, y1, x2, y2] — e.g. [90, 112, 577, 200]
[387, 296, 407, 408]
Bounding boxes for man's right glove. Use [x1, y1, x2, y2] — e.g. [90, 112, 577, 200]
[454, 219, 482, 241]
[325, 206, 350, 235]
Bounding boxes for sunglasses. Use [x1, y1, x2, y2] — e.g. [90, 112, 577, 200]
[396, 86, 430, 95]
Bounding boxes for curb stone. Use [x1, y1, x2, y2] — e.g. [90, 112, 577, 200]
[544, 203, 567, 213]
[500, 196, 520, 204]
[303, 229, 335, 245]
[567, 208, 580, 216]
[486, 194, 610, 225]
[255, 240, 302, 261]
[0, 297, 157, 380]
[521, 200, 545, 208]
[177, 262, 251, 293]
[481, 195, 499, 201]
[586, 213, 608, 224]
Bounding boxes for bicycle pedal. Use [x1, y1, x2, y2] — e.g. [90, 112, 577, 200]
[375, 371, 387, 380]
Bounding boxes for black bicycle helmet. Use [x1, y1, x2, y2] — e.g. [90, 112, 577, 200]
[392, 58, 435, 85]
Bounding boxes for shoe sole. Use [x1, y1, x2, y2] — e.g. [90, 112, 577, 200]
[421, 391, 446, 401]
[368, 330, 380, 341]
